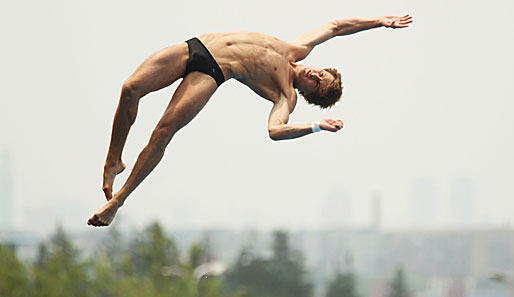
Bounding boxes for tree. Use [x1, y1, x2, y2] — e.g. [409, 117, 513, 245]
[125, 222, 180, 294]
[224, 230, 312, 297]
[326, 271, 360, 297]
[32, 225, 91, 297]
[388, 268, 410, 297]
[87, 221, 235, 297]
[0, 244, 30, 297]
[128, 223, 178, 274]
[189, 243, 207, 269]
[268, 231, 312, 297]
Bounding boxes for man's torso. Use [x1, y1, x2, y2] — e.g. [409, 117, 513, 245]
[198, 32, 301, 106]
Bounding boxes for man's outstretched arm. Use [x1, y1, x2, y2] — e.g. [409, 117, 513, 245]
[292, 14, 413, 61]
[267, 96, 343, 141]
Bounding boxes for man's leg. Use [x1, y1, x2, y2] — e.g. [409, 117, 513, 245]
[88, 72, 218, 226]
[103, 43, 189, 199]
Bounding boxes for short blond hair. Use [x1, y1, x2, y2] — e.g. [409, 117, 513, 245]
[299, 68, 343, 109]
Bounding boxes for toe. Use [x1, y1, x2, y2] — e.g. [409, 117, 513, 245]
[88, 214, 102, 226]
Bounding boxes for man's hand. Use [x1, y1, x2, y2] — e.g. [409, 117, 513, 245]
[380, 14, 413, 29]
[320, 119, 343, 132]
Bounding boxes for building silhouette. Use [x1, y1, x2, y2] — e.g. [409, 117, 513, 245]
[372, 193, 381, 232]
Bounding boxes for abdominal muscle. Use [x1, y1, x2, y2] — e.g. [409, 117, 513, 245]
[198, 32, 296, 102]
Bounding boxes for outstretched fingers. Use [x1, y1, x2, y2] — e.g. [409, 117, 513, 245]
[395, 14, 413, 28]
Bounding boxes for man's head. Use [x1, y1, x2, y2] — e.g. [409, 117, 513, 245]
[295, 66, 343, 109]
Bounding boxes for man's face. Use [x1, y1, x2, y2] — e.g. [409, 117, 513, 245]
[297, 66, 335, 94]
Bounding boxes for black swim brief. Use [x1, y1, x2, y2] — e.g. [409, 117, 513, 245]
[183, 37, 225, 87]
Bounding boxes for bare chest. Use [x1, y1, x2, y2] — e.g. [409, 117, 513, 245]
[201, 32, 296, 102]
[235, 50, 292, 99]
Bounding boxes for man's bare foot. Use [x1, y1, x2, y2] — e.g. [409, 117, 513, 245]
[87, 199, 120, 227]
[102, 162, 126, 200]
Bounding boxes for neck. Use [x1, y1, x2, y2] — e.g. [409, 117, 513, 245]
[290, 62, 302, 90]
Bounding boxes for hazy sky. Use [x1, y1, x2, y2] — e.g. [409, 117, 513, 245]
[1, 0, 513, 235]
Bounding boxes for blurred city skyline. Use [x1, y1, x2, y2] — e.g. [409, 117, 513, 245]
[3, 220, 513, 297]
[0, 148, 497, 234]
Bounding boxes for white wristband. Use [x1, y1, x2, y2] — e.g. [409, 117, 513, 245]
[311, 121, 321, 133]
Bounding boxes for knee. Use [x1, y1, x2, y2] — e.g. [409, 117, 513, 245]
[121, 81, 141, 103]
[150, 125, 177, 148]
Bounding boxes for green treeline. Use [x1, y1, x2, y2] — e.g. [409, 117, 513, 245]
[0, 222, 411, 297]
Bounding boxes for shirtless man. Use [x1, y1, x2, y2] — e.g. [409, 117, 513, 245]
[87, 14, 413, 227]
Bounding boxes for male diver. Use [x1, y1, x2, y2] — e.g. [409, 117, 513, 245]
[88, 14, 413, 226]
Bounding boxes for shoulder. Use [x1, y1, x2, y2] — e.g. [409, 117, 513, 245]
[286, 42, 312, 62]
[261, 37, 310, 62]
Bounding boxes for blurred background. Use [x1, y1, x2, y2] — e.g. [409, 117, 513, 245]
[1, 0, 513, 296]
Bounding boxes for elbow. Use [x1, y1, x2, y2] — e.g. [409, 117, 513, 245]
[268, 130, 279, 141]
[268, 127, 281, 141]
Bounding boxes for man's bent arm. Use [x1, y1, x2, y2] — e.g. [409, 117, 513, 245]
[268, 119, 343, 141]
[267, 99, 307, 140]
[267, 98, 343, 140]
[269, 122, 316, 141]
